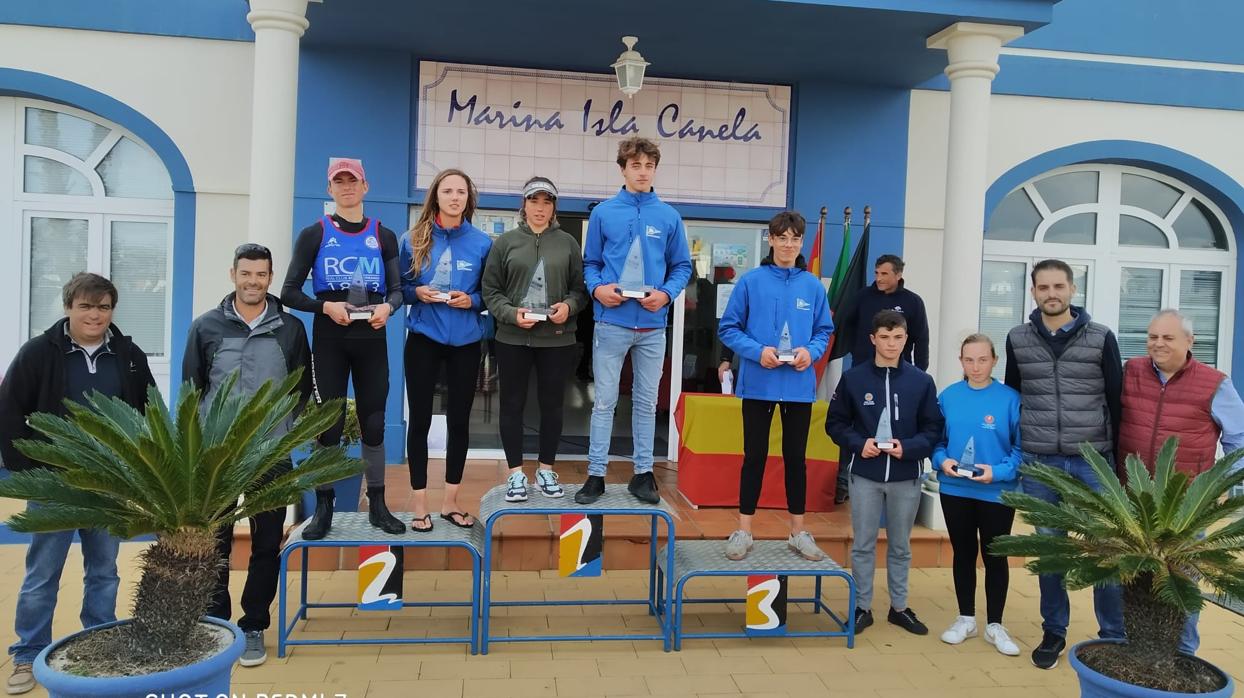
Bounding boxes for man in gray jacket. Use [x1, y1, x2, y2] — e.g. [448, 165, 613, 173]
[183, 243, 312, 668]
[1004, 258, 1124, 670]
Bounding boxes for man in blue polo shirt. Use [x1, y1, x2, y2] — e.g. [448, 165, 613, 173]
[578, 136, 692, 505]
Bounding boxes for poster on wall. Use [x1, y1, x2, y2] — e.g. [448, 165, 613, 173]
[416, 61, 791, 208]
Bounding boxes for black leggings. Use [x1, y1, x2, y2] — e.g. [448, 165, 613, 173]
[940, 492, 1016, 624]
[495, 341, 575, 468]
[405, 332, 480, 489]
[740, 399, 811, 516]
[311, 335, 388, 489]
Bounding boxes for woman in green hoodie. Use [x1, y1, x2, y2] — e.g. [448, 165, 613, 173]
[482, 177, 589, 502]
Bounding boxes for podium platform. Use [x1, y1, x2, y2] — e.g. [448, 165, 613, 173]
[277, 512, 484, 656]
[476, 483, 676, 653]
[657, 539, 856, 650]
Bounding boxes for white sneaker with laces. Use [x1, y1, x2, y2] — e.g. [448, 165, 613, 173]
[940, 615, 978, 645]
[505, 470, 529, 502]
[535, 468, 564, 498]
[985, 623, 1020, 656]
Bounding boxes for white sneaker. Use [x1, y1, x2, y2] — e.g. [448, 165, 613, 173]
[985, 623, 1020, 656]
[940, 615, 978, 644]
[505, 470, 529, 502]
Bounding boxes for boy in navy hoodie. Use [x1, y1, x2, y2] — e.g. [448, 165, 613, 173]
[826, 310, 942, 635]
[577, 137, 692, 505]
[718, 211, 834, 561]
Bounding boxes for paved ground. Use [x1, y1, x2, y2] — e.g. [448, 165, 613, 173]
[0, 542, 1240, 697]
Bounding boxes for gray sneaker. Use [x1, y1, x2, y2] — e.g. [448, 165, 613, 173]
[788, 531, 826, 561]
[6, 664, 34, 695]
[725, 530, 754, 561]
[239, 630, 267, 667]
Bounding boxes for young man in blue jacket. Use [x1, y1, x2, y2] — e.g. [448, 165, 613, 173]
[577, 137, 692, 505]
[718, 211, 834, 561]
[826, 310, 943, 635]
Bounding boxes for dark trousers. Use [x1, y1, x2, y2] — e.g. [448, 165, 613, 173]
[495, 342, 576, 468]
[405, 332, 480, 489]
[209, 506, 286, 632]
[940, 492, 1016, 624]
[739, 399, 811, 515]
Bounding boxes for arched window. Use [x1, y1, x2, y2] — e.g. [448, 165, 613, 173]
[0, 99, 175, 392]
[980, 164, 1233, 376]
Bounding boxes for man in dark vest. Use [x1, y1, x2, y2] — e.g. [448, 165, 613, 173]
[1004, 258, 1124, 670]
[1119, 308, 1244, 656]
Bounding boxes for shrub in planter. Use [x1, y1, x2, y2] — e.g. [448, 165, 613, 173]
[993, 439, 1244, 694]
[0, 370, 360, 687]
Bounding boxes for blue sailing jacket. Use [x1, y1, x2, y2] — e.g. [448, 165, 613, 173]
[399, 219, 492, 347]
[583, 188, 692, 329]
[718, 262, 833, 403]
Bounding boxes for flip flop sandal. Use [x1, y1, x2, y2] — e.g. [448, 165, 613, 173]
[410, 514, 433, 533]
[440, 511, 475, 529]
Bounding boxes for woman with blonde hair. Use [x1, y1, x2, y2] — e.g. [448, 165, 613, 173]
[932, 333, 1023, 656]
[481, 177, 588, 502]
[399, 169, 492, 531]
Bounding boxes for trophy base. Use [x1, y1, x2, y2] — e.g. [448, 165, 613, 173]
[776, 353, 796, 363]
[433, 291, 451, 301]
[954, 465, 980, 478]
[876, 441, 895, 450]
[619, 289, 650, 299]
[346, 304, 376, 321]
[523, 311, 549, 322]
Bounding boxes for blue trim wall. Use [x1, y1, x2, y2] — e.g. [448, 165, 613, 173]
[984, 140, 1244, 381]
[0, 0, 254, 42]
[0, 69, 196, 406]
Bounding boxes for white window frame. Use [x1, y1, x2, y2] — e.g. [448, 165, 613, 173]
[5, 98, 175, 394]
[984, 164, 1235, 370]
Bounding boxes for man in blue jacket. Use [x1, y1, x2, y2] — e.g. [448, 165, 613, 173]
[578, 137, 692, 504]
[826, 309, 943, 636]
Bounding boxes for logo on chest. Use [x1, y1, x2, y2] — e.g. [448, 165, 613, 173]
[324, 237, 341, 248]
[456, 260, 473, 271]
[645, 225, 662, 239]
[981, 414, 997, 430]
[796, 298, 811, 311]
[863, 392, 875, 406]
[364, 235, 379, 250]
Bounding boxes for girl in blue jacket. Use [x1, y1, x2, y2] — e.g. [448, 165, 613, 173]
[932, 333, 1022, 656]
[718, 211, 834, 561]
[400, 168, 492, 532]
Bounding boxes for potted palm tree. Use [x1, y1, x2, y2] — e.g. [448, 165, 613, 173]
[0, 371, 361, 698]
[993, 439, 1243, 697]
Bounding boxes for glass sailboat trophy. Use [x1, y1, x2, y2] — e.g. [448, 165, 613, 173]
[955, 436, 980, 477]
[617, 237, 651, 299]
[875, 402, 895, 450]
[345, 266, 377, 321]
[429, 247, 454, 301]
[520, 259, 553, 322]
[776, 322, 796, 363]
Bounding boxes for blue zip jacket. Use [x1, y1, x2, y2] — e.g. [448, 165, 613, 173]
[399, 219, 492, 347]
[932, 380, 1022, 503]
[718, 261, 833, 402]
[825, 360, 943, 482]
[583, 187, 692, 329]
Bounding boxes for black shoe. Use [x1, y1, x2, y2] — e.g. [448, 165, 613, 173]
[1031, 631, 1067, 669]
[888, 607, 929, 635]
[367, 486, 406, 535]
[302, 490, 334, 540]
[854, 607, 874, 633]
[627, 472, 660, 505]
[574, 476, 606, 504]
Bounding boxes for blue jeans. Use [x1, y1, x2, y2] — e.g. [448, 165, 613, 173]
[588, 322, 666, 477]
[9, 505, 121, 663]
[1020, 451, 1125, 640]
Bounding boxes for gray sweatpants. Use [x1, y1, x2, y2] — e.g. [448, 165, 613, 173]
[849, 475, 922, 611]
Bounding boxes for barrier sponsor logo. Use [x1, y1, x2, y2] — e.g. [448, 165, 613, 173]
[559, 513, 603, 577]
[745, 574, 788, 636]
[357, 545, 404, 611]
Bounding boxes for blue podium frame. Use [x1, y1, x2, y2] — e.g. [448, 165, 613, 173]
[276, 512, 483, 656]
[476, 484, 677, 654]
[656, 540, 857, 650]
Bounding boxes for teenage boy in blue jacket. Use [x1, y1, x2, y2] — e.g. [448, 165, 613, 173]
[577, 137, 693, 505]
[718, 211, 833, 561]
[826, 309, 943, 636]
